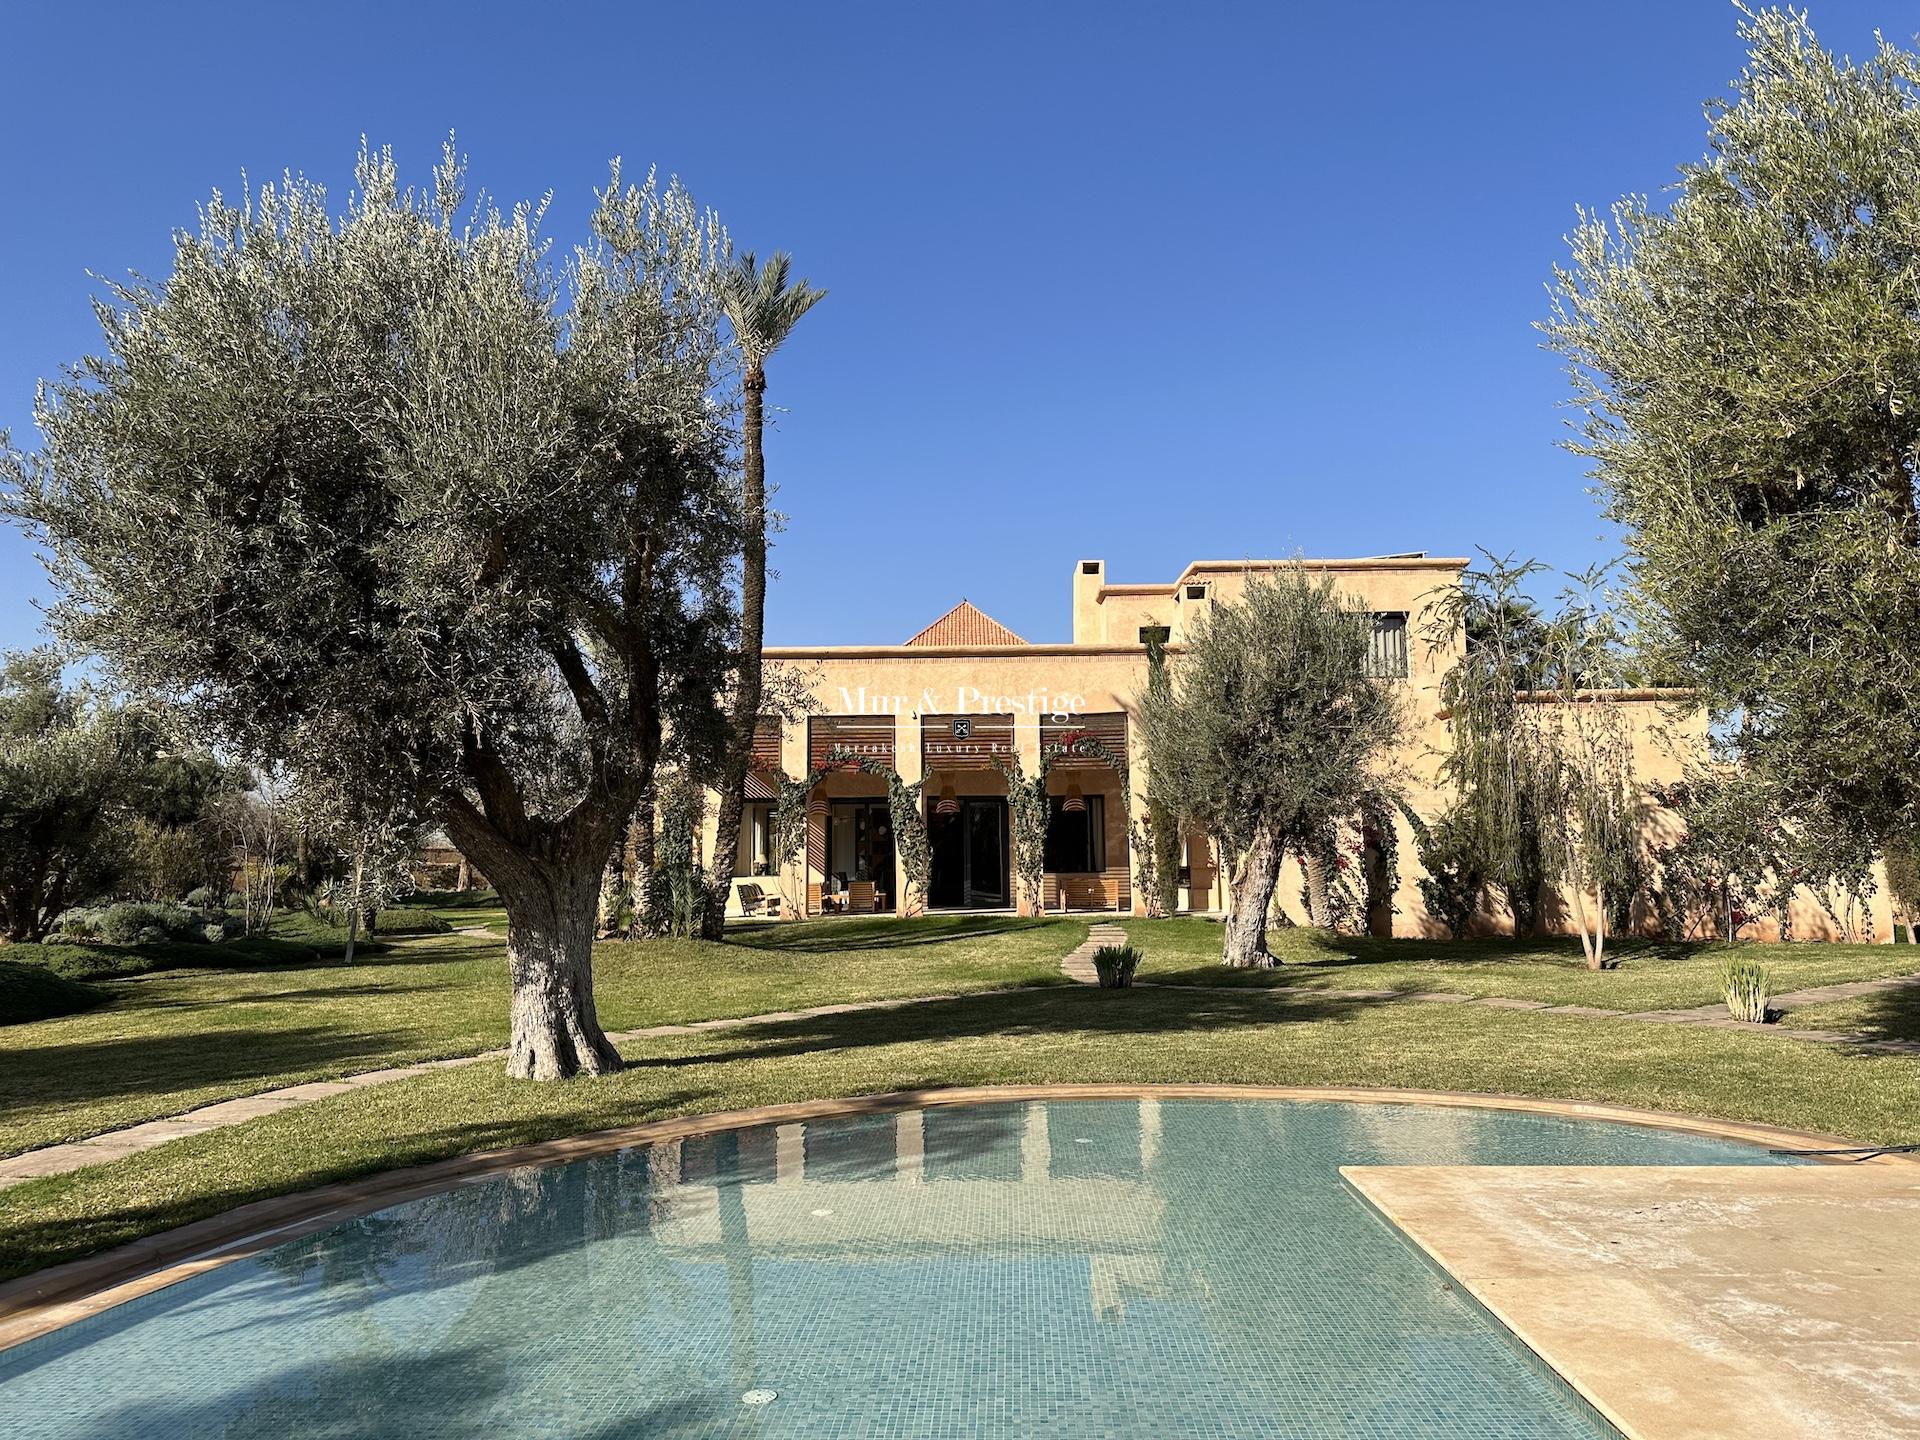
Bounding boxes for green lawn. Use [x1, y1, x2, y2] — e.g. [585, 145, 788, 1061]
[2, 983, 1916, 1284]
[412, 889, 510, 935]
[0, 961, 105, 1025]
[0, 914, 1081, 1157]
[1785, 985, 1920, 1043]
[1120, 917, 1920, 1012]
[5, 910, 1920, 1289]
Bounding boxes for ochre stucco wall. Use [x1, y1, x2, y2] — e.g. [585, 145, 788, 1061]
[697, 556, 1890, 943]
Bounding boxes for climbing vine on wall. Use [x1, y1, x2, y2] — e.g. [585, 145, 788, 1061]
[650, 771, 710, 938]
[992, 751, 1051, 915]
[993, 733, 1135, 915]
[1297, 789, 1404, 936]
[1360, 789, 1401, 931]
[770, 774, 812, 914]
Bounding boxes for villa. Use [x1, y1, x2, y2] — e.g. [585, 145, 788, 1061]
[709, 554, 1743, 934]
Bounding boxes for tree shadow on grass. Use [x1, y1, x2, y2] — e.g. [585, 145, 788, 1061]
[121, 981, 463, 1012]
[1146, 929, 1712, 987]
[723, 915, 1061, 956]
[0, 1025, 411, 1115]
[1831, 983, 1920, 1046]
[623, 984, 1379, 1073]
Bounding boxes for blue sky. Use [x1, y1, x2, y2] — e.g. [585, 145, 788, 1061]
[0, 2, 1902, 649]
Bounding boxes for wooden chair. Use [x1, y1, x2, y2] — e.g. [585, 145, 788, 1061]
[848, 880, 878, 914]
[737, 883, 782, 918]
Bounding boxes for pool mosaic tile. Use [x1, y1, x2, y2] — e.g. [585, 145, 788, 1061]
[0, 1099, 1794, 1438]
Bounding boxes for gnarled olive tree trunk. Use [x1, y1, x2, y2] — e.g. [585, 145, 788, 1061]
[1222, 822, 1283, 968]
[486, 851, 624, 1080]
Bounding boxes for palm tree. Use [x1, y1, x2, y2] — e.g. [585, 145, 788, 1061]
[704, 252, 825, 936]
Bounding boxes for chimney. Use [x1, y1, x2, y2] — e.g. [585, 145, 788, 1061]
[1073, 559, 1105, 644]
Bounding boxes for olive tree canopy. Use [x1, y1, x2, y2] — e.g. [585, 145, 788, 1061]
[2, 144, 740, 1078]
[1543, 5, 1920, 852]
[1139, 568, 1403, 967]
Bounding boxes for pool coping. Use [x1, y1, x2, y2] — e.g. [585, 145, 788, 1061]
[0, 1082, 1911, 1355]
[1340, 1163, 1920, 1440]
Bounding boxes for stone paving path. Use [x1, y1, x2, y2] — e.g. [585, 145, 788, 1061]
[0, 987, 1024, 1192]
[6, 934, 1918, 1192]
[1059, 922, 1129, 983]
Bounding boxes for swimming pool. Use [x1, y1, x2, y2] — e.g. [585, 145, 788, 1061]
[0, 1098, 1795, 1438]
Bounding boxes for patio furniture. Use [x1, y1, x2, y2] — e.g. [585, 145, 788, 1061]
[848, 880, 878, 914]
[737, 883, 782, 918]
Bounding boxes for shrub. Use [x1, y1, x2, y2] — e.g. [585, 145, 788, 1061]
[184, 886, 216, 908]
[369, 908, 452, 937]
[1720, 952, 1772, 1024]
[57, 907, 103, 940]
[98, 901, 210, 946]
[1091, 943, 1141, 989]
[414, 863, 463, 892]
[0, 960, 107, 1025]
[121, 818, 228, 903]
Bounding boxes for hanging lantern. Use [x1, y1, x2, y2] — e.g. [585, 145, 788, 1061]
[1063, 782, 1085, 814]
[935, 782, 959, 816]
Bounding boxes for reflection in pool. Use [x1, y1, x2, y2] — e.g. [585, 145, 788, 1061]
[0, 1099, 1793, 1438]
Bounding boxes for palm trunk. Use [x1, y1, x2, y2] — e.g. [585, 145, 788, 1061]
[342, 850, 364, 966]
[1222, 822, 1282, 968]
[1304, 851, 1333, 929]
[597, 843, 626, 937]
[703, 366, 769, 938]
[626, 796, 657, 937]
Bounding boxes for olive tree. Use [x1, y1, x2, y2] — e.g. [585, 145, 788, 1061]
[1544, 5, 1920, 862]
[1139, 568, 1403, 967]
[3, 145, 739, 1078]
[1431, 560, 1652, 967]
[0, 654, 138, 941]
[1424, 555, 1559, 935]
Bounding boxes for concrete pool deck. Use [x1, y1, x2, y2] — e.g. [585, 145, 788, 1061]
[1345, 1162, 1920, 1440]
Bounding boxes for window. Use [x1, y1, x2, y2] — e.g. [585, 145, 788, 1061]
[739, 802, 774, 876]
[1366, 612, 1409, 679]
[1138, 624, 1171, 648]
[1043, 794, 1106, 874]
[1081, 560, 1101, 575]
[1184, 583, 1208, 601]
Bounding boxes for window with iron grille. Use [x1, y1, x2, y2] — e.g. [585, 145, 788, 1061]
[1366, 612, 1409, 679]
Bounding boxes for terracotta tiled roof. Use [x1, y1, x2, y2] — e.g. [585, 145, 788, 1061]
[904, 600, 1027, 647]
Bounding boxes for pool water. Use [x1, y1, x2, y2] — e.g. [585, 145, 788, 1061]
[0, 1099, 1794, 1438]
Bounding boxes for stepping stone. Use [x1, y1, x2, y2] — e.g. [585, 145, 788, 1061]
[1539, 1004, 1618, 1018]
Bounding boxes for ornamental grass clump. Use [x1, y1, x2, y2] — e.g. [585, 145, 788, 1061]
[1719, 952, 1772, 1024]
[1092, 943, 1141, 989]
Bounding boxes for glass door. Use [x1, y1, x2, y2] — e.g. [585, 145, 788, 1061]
[964, 799, 1008, 907]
